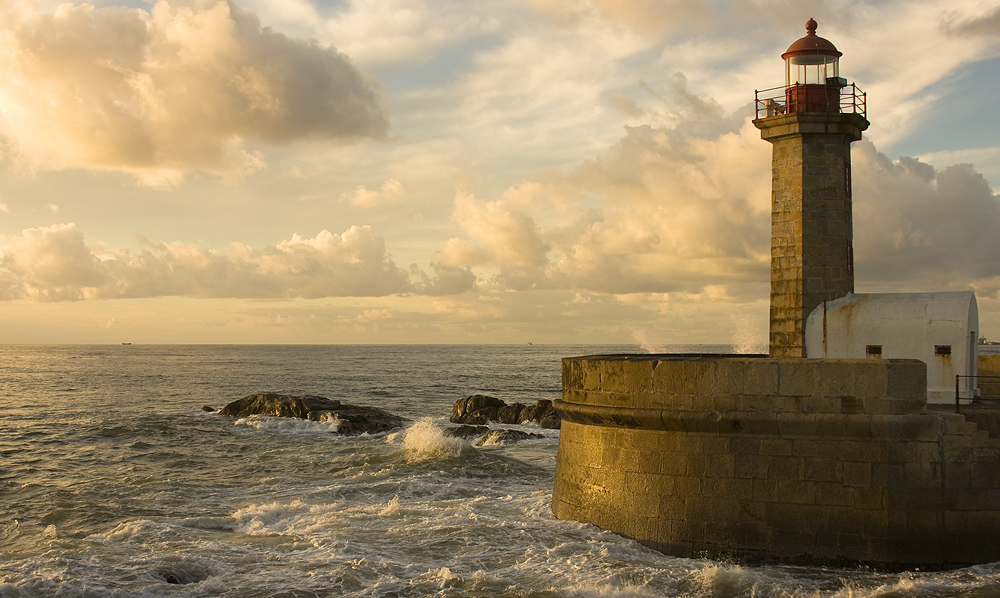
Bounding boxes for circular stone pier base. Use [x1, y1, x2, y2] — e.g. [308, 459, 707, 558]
[552, 353, 1000, 569]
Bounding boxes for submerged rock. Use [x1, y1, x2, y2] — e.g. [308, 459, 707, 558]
[450, 395, 560, 429]
[444, 425, 491, 439]
[218, 393, 409, 435]
[443, 425, 545, 445]
[474, 429, 544, 446]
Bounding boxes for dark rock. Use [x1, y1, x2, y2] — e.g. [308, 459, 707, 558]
[496, 404, 523, 424]
[451, 395, 560, 429]
[516, 399, 561, 429]
[539, 413, 561, 429]
[517, 405, 539, 424]
[450, 394, 507, 424]
[218, 393, 408, 436]
[534, 400, 561, 429]
[201, 405, 216, 412]
[444, 425, 490, 439]
[474, 429, 544, 446]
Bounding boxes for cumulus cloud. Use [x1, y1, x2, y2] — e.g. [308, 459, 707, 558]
[0, 0, 387, 183]
[321, 0, 501, 66]
[523, 0, 716, 36]
[439, 115, 772, 296]
[943, 5, 1000, 38]
[438, 107, 1000, 305]
[341, 178, 405, 207]
[0, 223, 474, 301]
[853, 143, 1000, 294]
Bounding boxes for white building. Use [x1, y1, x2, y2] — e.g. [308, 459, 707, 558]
[804, 291, 979, 403]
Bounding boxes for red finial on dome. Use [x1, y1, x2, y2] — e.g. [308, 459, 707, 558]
[782, 18, 841, 60]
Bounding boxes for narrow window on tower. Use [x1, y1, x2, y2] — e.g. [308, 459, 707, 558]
[845, 162, 852, 198]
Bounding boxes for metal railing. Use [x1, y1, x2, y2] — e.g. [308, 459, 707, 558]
[754, 83, 866, 119]
[955, 374, 1000, 413]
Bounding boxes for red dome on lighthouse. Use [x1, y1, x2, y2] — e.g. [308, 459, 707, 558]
[782, 18, 842, 60]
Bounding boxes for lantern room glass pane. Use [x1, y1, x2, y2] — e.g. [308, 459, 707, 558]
[785, 55, 840, 85]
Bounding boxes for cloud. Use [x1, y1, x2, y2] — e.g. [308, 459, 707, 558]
[320, 0, 502, 67]
[0, 0, 387, 183]
[943, 5, 1000, 38]
[437, 104, 1000, 306]
[0, 223, 475, 301]
[341, 178, 405, 207]
[522, 0, 716, 37]
[438, 115, 772, 296]
[852, 143, 1000, 293]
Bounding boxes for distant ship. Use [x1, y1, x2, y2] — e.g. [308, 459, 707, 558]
[122, 342, 132, 345]
[979, 336, 998, 346]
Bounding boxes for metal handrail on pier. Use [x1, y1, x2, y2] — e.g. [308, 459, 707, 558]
[955, 374, 1000, 413]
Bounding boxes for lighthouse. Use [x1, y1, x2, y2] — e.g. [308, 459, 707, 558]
[753, 19, 869, 358]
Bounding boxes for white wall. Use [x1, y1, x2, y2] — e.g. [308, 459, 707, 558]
[804, 292, 979, 403]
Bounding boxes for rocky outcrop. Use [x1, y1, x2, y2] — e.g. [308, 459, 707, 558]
[517, 400, 561, 429]
[474, 429, 544, 446]
[450, 395, 560, 429]
[218, 393, 409, 435]
[444, 425, 491, 439]
[443, 425, 544, 445]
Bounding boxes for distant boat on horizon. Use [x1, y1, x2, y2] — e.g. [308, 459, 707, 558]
[122, 342, 132, 345]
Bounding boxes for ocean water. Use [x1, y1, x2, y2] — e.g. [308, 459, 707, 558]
[2, 344, 1000, 598]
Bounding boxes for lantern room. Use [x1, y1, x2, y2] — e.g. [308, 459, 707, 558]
[783, 18, 842, 86]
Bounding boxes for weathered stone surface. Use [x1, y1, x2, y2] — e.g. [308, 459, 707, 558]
[450, 394, 508, 424]
[518, 399, 561, 429]
[444, 425, 545, 445]
[497, 404, 524, 424]
[755, 113, 868, 358]
[475, 429, 544, 446]
[451, 395, 561, 429]
[218, 393, 408, 435]
[554, 354, 1000, 569]
[444, 425, 490, 439]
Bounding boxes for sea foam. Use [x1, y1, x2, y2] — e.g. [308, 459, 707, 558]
[396, 419, 470, 461]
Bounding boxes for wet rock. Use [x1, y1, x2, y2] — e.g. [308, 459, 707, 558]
[450, 394, 508, 425]
[497, 404, 524, 424]
[201, 405, 216, 412]
[444, 425, 490, 439]
[517, 399, 561, 429]
[218, 393, 409, 435]
[474, 429, 544, 446]
[450, 395, 559, 429]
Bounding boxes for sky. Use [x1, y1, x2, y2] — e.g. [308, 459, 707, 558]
[0, 0, 999, 345]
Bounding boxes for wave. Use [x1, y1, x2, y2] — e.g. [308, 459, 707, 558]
[392, 419, 473, 462]
[233, 414, 342, 435]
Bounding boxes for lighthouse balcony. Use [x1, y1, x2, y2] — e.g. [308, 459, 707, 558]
[755, 82, 866, 118]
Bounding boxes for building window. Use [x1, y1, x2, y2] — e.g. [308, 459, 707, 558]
[866, 345, 882, 356]
[935, 345, 952, 355]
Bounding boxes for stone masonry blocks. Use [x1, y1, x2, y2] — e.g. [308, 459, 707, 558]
[553, 354, 1000, 568]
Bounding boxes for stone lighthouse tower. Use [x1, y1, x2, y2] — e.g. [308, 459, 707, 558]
[754, 19, 869, 358]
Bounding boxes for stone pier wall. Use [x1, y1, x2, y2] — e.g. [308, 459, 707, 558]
[552, 354, 1000, 568]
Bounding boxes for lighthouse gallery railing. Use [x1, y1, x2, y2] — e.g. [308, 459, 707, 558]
[754, 83, 866, 119]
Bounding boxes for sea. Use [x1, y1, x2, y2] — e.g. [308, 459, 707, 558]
[2, 344, 1000, 598]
